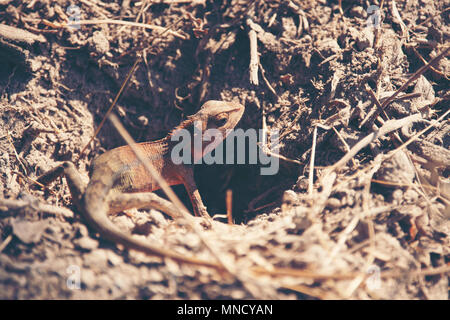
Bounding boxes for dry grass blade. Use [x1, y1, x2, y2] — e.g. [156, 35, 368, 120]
[6, 131, 27, 176]
[77, 56, 142, 161]
[360, 46, 450, 127]
[65, 19, 186, 39]
[332, 109, 449, 193]
[308, 125, 317, 195]
[371, 178, 437, 191]
[388, 109, 449, 160]
[329, 113, 422, 172]
[247, 18, 259, 86]
[252, 264, 450, 281]
[0, 198, 74, 218]
[226, 189, 233, 224]
[366, 45, 450, 124]
[0, 234, 13, 253]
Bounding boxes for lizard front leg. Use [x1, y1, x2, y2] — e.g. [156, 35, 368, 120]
[180, 168, 209, 218]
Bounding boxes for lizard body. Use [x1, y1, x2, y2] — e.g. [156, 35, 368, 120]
[38, 100, 244, 267]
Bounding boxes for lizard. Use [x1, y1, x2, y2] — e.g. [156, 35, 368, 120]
[37, 100, 245, 268]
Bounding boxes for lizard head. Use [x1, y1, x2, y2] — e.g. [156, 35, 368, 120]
[195, 100, 245, 133]
[192, 100, 245, 162]
[170, 100, 245, 163]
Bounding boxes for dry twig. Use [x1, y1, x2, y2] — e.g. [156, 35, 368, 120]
[329, 113, 422, 172]
[246, 18, 259, 86]
[362, 45, 450, 126]
[0, 198, 74, 218]
[226, 189, 233, 224]
[308, 125, 317, 195]
[64, 19, 186, 39]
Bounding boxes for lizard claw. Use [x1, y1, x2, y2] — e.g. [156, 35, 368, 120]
[196, 207, 213, 229]
[199, 216, 213, 229]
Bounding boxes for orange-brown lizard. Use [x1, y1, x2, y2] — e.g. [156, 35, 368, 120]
[37, 100, 244, 268]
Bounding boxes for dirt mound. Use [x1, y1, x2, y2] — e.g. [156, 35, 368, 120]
[0, 0, 448, 299]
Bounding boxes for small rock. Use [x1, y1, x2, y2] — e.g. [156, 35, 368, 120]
[413, 75, 435, 109]
[80, 269, 97, 288]
[149, 210, 168, 227]
[74, 237, 99, 251]
[281, 17, 297, 38]
[356, 28, 374, 51]
[376, 150, 415, 185]
[404, 189, 419, 203]
[282, 190, 298, 212]
[106, 251, 122, 266]
[112, 215, 135, 232]
[88, 31, 110, 56]
[349, 6, 367, 18]
[326, 197, 341, 209]
[392, 189, 403, 204]
[75, 223, 89, 237]
[11, 219, 48, 244]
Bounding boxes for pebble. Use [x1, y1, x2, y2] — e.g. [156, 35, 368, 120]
[404, 189, 419, 203]
[326, 197, 341, 209]
[75, 223, 89, 237]
[349, 6, 367, 18]
[88, 30, 110, 56]
[149, 210, 168, 227]
[356, 28, 374, 51]
[74, 237, 99, 251]
[81, 269, 97, 288]
[112, 215, 135, 232]
[12, 220, 48, 244]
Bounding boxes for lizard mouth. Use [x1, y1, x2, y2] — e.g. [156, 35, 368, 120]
[228, 105, 245, 123]
[220, 103, 245, 130]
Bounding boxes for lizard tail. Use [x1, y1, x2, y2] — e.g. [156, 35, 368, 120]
[80, 168, 221, 269]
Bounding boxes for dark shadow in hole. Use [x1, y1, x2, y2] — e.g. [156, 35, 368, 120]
[0, 61, 32, 96]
